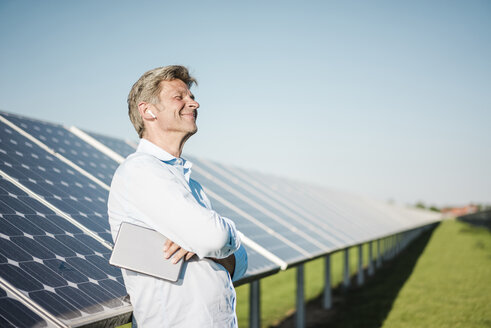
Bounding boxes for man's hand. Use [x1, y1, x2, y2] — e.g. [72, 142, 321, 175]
[209, 254, 236, 277]
[163, 239, 195, 264]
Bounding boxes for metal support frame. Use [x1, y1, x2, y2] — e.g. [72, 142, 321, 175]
[376, 239, 382, 268]
[384, 237, 389, 261]
[323, 254, 332, 309]
[249, 280, 260, 328]
[296, 264, 305, 328]
[343, 248, 350, 289]
[396, 233, 401, 254]
[368, 241, 374, 276]
[389, 237, 393, 259]
[392, 235, 396, 258]
[392, 235, 397, 258]
[382, 238, 386, 261]
[400, 233, 404, 252]
[357, 244, 364, 286]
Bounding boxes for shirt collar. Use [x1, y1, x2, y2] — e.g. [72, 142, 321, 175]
[137, 138, 193, 179]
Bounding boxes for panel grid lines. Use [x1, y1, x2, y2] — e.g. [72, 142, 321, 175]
[0, 113, 110, 191]
[0, 175, 130, 325]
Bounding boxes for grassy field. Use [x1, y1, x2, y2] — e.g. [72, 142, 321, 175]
[381, 219, 491, 328]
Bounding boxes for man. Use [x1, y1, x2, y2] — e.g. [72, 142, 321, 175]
[108, 65, 248, 327]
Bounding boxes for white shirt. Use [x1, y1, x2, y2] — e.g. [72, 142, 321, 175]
[108, 139, 248, 327]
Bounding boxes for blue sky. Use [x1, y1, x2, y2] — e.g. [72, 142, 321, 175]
[0, 0, 490, 207]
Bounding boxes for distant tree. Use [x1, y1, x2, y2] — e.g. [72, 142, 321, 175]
[415, 201, 426, 209]
[429, 206, 440, 212]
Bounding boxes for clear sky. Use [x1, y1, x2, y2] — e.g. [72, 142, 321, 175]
[0, 0, 490, 207]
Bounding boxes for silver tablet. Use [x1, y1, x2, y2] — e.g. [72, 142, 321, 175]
[109, 222, 183, 282]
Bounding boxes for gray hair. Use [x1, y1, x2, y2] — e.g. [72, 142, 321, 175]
[128, 65, 197, 138]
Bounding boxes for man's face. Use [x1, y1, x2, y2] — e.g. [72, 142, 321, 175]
[151, 79, 199, 136]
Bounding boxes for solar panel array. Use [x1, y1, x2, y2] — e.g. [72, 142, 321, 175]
[0, 110, 441, 326]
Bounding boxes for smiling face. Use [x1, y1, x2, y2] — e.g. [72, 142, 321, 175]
[150, 79, 200, 137]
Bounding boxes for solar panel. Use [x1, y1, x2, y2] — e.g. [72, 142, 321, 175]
[228, 166, 358, 246]
[301, 186, 392, 237]
[181, 169, 312, 264]
[83, 130, 137, 158]
[0, 174, 131, 326]
[186, 156, 346, 250]
[0, 284, 52, 327]
[0, 117, 113, 243]
[0, 111, 119, 187]
[286, 180, 402, 243]
[227, 168, 363, 245]
[295, 181, 440, 241]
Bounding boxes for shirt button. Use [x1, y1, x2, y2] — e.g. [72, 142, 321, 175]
[176, 159, 182, 165]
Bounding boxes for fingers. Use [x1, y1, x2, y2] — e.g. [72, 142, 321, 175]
[163, 239, 195, 263]
[163, 239, 172, 252]
[164, 242, 180, 259]
[172, 248, 189, 264]
[185, 252, 196, 261]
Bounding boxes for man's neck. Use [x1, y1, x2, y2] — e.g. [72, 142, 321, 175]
[143, 132, 190, 158]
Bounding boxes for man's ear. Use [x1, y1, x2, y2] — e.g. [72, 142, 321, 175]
[137, 102, 156, 120]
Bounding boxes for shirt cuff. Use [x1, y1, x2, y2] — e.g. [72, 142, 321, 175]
[232, 244, 248, 282]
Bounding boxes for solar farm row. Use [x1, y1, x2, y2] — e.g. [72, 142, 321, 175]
[0, 111, 441, 327]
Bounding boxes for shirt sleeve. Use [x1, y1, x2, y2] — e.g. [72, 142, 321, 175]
[113, 155, 240, 259]
[232, 244, 248, 282]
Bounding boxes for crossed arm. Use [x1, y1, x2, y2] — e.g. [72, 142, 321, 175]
[113, 156, 246, 279]
[163, 239, 236, 277]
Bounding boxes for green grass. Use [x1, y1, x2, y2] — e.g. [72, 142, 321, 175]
[118, 323, 131, 328]
[381, 220, 491, 328]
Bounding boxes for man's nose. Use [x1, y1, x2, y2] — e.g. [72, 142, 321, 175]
[188, 99, 199, 109]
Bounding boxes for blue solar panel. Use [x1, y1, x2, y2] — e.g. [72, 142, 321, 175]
[185, 156, 344, 251]
[237, 170, 367, 244]
[184, 167, 310, 264]
[0, 175, 131, 326]
[83, 130, 137, 158]
[0, 285, 49, 327]
[215, 163, 355, 246]
[0, 119, 113, 243]
[291, 182, 388, 241]
[0, 111, 119, 187]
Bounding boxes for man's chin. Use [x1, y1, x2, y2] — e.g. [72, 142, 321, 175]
[187, 127, 198, 137]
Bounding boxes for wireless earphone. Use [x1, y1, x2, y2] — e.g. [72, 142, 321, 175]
[148, 110, 157, 119]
